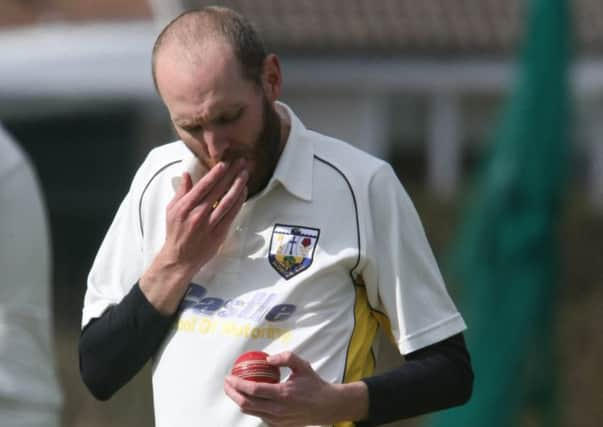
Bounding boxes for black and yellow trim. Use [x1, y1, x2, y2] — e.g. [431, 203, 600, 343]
[313, 156, 395, 427]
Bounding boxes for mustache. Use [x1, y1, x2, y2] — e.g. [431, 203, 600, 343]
[201, 149, 251, 170]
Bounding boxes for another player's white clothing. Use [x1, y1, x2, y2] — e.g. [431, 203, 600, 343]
[82, 104, 466, 427]
[0, 125, 62, 427]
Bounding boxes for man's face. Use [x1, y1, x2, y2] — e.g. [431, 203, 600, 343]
[155, 41, 282, 197]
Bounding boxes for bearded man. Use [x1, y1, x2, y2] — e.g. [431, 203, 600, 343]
[79, 6, 473, 427]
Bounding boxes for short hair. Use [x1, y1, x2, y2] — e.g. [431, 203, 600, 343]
[151, 6, 267, 93]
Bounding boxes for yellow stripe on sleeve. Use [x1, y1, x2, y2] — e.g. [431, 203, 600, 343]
[334, 280, 394, 427]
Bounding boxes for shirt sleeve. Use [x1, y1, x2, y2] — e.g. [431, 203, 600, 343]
[358, 333, 474, 426]
[360, 163, 466, 354]
[79, 283, 177, 400]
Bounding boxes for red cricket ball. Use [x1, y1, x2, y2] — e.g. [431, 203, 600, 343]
[231, 351, 280, 383]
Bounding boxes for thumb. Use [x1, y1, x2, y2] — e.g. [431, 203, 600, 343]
[267, 351, 312, 374]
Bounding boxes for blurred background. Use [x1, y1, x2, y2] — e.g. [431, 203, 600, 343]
[0, 0, 601, 426]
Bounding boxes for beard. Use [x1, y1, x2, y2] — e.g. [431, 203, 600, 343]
[190, 95, 283, 199]
[239, 96, 283, 198]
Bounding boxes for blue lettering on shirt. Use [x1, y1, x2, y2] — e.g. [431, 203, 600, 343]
[181, 283, 297, 323]
[265, 304, 297, 321]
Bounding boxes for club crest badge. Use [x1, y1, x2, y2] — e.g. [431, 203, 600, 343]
[269, 224, 320, 279]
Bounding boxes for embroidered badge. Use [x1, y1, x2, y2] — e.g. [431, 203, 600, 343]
[269, 224, 320, 279]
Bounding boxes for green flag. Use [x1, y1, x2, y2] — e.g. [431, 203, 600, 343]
[426, 0, 571, 426]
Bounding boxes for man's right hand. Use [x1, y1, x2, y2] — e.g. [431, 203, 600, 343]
[140, 158, 248, 315]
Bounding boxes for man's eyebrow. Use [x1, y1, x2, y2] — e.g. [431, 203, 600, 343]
[210, 103, 245, 117]
[173, 117, 199, 127]
[173, 103, 245, 127]
[172, 117, 189, 126]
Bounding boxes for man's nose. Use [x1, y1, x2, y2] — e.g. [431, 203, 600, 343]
[203, 128, 230, 161]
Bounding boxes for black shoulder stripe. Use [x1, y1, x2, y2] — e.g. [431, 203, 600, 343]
[314, 155, 366, 387]
[138, 160, 182, 237]
[313, 155, 361, 275]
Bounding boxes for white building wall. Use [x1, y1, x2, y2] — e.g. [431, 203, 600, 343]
[427, 92, 461, 199]
[282, 91, 390, 160]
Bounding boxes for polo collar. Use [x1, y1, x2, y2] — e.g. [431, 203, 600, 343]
[172, 102, 314, 202]
[269, 102, 314, 201]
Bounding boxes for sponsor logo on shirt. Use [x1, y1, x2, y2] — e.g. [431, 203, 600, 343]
[176, 283, 295, 343]
[268, 224, 320, 279]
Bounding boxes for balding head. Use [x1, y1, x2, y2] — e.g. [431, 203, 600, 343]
[152, 7, 267, 95]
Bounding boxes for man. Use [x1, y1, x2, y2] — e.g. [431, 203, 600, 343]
[0, 124, 63, 426]
[79, 6, 473, 427]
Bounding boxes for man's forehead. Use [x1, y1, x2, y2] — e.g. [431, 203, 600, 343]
[159, 39, 244, 85]
[158, 35, 235, 69]
[156, 41, 254, 109]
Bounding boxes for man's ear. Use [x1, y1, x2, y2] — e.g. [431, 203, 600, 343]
[261, 54, 282, 102]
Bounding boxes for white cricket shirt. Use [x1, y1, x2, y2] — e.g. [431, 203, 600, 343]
[82, 104, 466, 427]
[0, 125, 62, 427]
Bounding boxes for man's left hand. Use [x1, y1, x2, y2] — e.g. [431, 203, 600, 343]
[223, 351, 368, 427]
